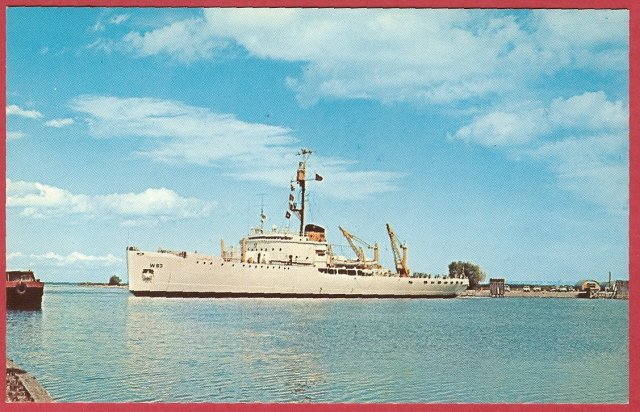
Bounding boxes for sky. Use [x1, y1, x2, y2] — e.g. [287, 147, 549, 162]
[5, 7, 629, 283]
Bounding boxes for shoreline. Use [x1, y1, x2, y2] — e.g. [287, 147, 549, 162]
[77, 283, 128, 289]
[462, 289, 591, 298]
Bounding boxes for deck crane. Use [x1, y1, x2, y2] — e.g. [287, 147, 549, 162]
[386, 223, 410, 277]
[338, 226, 380, 269]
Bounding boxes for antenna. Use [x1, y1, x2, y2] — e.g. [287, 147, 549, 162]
[257, 193, 267, 232]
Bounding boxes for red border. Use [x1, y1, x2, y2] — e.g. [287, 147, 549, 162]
[2, 1, 637, 411]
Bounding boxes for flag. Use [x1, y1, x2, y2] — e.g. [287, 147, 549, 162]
[285, 211, 291, 219]
[315, 173, 323, 181]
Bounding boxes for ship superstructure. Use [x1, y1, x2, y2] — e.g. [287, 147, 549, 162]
[127, 149, 469, 298]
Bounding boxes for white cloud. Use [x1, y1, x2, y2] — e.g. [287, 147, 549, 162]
[7, 131, 27, 140]
[118, 9, 627, 105]
[6, 179, 215, 223]
[7, 250, 122, 267]
[86, 38, 116, 54]
[92, 21, 105, 32]
[451, 91, 628, 213]
[123, 17, 225, 63]
[452, 92, 628, 147]
[71, 95, 401, 199]
[548, 92, 628, 131]
[530, 133, 628, 213]
[110, 14, 130, 25]
[452, 109, 547, 146]
[6, 104, 43, 119]
[44, 118, 75, 128]
[532, 10, 628, 48]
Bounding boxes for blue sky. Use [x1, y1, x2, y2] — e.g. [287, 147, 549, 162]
[5, 8, 629, 283]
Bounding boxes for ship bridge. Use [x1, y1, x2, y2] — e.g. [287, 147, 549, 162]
[241, 224, 329, 267]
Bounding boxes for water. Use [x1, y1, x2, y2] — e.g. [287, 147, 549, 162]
[6, 284, 628, 403]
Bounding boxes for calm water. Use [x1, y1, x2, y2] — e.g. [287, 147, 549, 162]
[6, 284, 628, 403]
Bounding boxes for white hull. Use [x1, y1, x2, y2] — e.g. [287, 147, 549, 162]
[127, 249, 469, 298]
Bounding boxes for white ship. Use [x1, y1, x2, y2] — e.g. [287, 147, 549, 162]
[127, 149, 469, 298]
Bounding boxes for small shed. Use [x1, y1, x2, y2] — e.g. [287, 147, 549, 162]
[490, 278, 505, 297]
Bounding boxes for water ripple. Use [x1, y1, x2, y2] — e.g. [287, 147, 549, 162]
[6, 285, 629, 403]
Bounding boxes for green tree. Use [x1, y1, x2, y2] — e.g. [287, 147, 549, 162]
[449, 261, 486, 289]
[108, 275, 122, 286]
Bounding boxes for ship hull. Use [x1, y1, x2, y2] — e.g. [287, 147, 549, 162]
[6, 281, 44, 310]
[127, 249, 468, 298]
[131, 291, 458, 298]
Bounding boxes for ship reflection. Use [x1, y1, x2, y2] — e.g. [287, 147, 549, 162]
[124, 296, 329, 402]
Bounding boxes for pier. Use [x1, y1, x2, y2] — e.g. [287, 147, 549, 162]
[5, 359, 53, 403]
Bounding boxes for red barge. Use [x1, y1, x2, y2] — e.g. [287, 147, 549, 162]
[6, 271, 44, 310]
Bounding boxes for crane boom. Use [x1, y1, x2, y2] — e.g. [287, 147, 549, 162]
[339, 226, 366, 265]
[386, 223, 410, 277]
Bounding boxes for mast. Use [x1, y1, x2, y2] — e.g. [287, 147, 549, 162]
[297, 149, 311, 235]
[297, 148, 312, 236]
[286, 148, 322, 237]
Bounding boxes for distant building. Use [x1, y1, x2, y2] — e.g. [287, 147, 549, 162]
[489, 278, 505, 297]
[575, 280, 601, 292]
[575, 280, 601, 298]
[614, 280, 629, 300]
